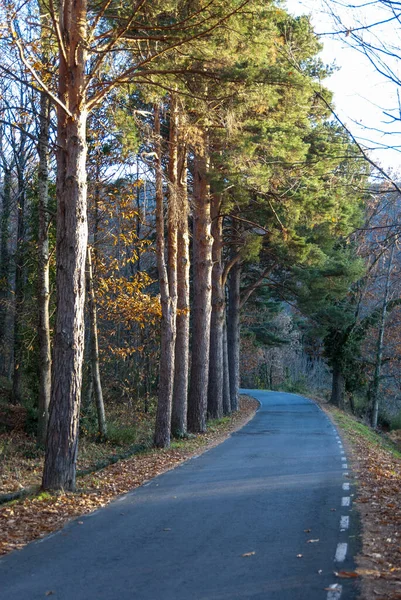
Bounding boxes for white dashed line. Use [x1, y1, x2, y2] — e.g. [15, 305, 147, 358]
[327, 584, 342, 599]
[341, 457, 347, 461]
[340, 516, 350, 531]
[343, 472, 349, 477]
[335, 542, 348, 562]
[342, 483, 350, 491]
[342, 463, 348, 469]
[341, 497, 351, 507]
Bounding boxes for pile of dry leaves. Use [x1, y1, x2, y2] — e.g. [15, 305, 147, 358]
[0, 396, 258, 556]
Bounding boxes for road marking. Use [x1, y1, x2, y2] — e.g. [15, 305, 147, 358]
[342, 463, 348, 469]
[335, 542, 348, 562]
[343, 472, 349, 477]
[342, 482, 350, 491]
[341, 496, 351, 507]
[340, 450, 345, 454]
[340, 516, 350, 531]
[327, 584, 342, 599]
[341, 457, 347, 461]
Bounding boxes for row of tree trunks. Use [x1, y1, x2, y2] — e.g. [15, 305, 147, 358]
[154, 106, 243, 442]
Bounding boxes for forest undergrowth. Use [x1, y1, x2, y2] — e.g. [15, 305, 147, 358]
[0, 396, 258, 556]
[320, 401, 401, 600]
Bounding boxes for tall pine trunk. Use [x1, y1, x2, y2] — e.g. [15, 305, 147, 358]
[171, 131, 189, 437]
[207, 195, 224, 419]
[87, 246, 107, 439]
[188, 137, 213, 433]
[227, 261, 241, 412]
[37, 91, 51, 445]
[42, 0, 88, 491]
[154, 102, 177, 448]
[222, 315, 231, 415]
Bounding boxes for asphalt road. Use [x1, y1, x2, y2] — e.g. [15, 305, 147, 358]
[0, 390, 359, 600]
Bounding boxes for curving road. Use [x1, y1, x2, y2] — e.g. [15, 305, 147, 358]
[0, 391, 359, 599]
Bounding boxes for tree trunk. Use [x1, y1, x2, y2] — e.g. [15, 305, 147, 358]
[11, 144, 27, 405]
[172, 134, 189, 437]
[188, 138, 213, 433]
[42, 0, 88, 491]
[330, 363, 345, 408]
[227, 261, 241, 412]
[207, 195, 224, 420]
[37, 91, 51, 446]
[371, 242, 394, 428]
[222, 314, 231, 415]
[0, 164, 12, 378]
[87, 245, 107, 439]
[154, 103, 176, 448]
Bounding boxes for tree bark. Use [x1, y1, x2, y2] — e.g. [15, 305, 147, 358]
[154, 102, 176, 448]
[207, 195, 224, 420]
[188, 136, 213, 433]
[227, 261, 241, 412]
[330, 363, 345, 408]
[171, 131, 189, 437]
[87, 245, 107, 439]
[42, 0, 88, 491]
[37, 91, 51, 446]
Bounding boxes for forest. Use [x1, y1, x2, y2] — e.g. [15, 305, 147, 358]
[0, 0, 400, 496]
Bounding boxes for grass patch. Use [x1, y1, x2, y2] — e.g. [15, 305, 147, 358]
[329, 407, 401, 460]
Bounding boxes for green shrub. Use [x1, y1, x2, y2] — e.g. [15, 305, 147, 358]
[106, 422, 138, 446]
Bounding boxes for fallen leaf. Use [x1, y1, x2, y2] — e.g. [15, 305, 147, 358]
[45, 592, 55, 596]
[307, 539, 320, 543]
[242, 551, 256, 557]
[297, 554, 303, 558]
[304, 529, 311, 533]
[336, 571, 360, 578]
[325, 585, 340, 591]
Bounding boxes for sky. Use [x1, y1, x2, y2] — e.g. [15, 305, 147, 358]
[285, 0, 401, 173]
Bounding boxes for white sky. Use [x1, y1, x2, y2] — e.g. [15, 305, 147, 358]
[285, 0, 401, 173]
